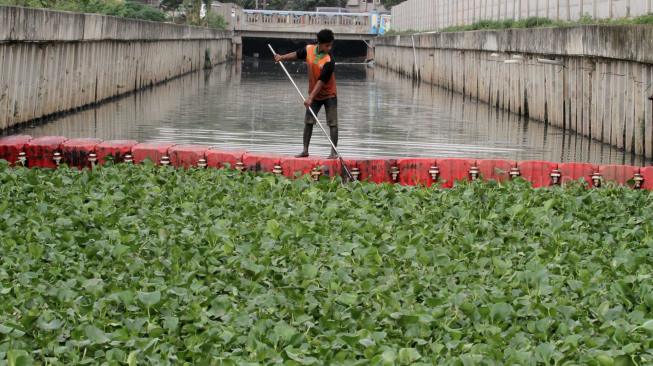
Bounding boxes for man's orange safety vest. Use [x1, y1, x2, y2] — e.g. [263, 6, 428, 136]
[306, 44, 337, 101]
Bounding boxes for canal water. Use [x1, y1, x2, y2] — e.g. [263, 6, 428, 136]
[8, 61, 650, 166]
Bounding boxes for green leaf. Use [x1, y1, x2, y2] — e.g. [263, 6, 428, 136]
[380, 349, 397, 363]
[112, 244, 130, 257]
[106, 348, 126, 362]
[285, 347, 318, 365]
[490, 302, 512, 322]
[614, 355, 635, 366]
[397, 348, 421, 364]
[359, 338, 375, 347]
[0, 324, 24, 337]
[535, 343, 556, 363]
[300, 264, 318, 279]
[336, 293, 358, 306]
[164, 316, 179, 331]
[27, 243, 44, 259]
[634, 319, 653, 332]
[85, 325, 110, 345]
[596, 354, 614, 366]
[7, 350, 33, 366]
[273, 321, 298, 343]
[0, 323, 14, 334]
[266, 219, 282, 239]
[127, 351, 139, 366]
[82, 278, 105, 294]
[37, 318, 63, 331]
[137, 291, 161, 307]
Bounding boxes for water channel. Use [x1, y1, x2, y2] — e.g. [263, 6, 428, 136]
[6, 60, 650, 166]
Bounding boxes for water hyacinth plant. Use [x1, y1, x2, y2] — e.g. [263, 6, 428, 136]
[1, 160, 653, 365]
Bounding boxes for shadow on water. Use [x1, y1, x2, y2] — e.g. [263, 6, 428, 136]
[9, 60, 651, 166]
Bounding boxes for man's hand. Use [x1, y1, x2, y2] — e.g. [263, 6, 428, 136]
[305, 80, 324, 109]
[275, 52, 298, 63]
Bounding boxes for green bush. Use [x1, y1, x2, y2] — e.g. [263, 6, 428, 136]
[0, 0, 168, 22]
[61, 0, 168, 22]
[440, 16, 559, 32]
[0, 0, 42, 7]
[632, 13, 653, 24]
[520, 16, 555, 28]
[392, 13, 653, 34]
[1, 161, 653, 364]
[203, 12, 228, 30]
[105, 1, 167, 22]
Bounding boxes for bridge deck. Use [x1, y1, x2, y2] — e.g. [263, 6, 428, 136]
[233, 9, 382, 38]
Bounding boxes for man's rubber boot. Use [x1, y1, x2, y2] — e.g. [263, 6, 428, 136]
[326, 126, 338, 159]
[296, 124, 313, 158]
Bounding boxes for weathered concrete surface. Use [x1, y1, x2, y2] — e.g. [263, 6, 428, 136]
[237, 30, 374, 41]
[376, 26, 653, 158]
[0, 6, 232, 130]
[379, 26, 653, 65]
[233, 10, 375, 41]
[392, 0, 653, 32]
[0, 6, 230, 42]
[237, 10, 371, 35]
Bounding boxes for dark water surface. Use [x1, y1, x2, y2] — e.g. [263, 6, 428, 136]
[9, 61, 649, 165]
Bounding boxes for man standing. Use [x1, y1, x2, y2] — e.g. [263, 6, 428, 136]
[274, 29, 338, 159]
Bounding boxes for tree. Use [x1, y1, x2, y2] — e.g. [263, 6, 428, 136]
[159, 0, 183, 11]
[231, 0, 255, 8]
[381, 0, 405, 9]
[230, 0, 347, 10]
[290, 0, 348, 11]
[184, 0, 202, 23]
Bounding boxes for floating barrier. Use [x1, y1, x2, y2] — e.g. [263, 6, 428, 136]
[1, 135, 650, 189]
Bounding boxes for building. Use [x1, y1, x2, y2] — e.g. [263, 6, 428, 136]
[346, 0, 386, 12]
[315, 7, 351, 13]
[134, 0, 162, 7]
[210, 1, 241, 30]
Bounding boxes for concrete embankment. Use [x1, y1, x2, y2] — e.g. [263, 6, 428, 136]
[0, 6, 233, 130]
[375, 26, 653, 158]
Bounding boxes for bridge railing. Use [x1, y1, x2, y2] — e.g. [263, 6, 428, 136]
[238, 9, 374, 34]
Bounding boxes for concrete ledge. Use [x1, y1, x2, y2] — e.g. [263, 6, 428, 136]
[238, 30, 373, 41]
[1, 134, 650, 189]
[377, 26, 653, 65]
[0, 5, 232, 42]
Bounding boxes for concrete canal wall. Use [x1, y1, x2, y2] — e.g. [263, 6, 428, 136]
[391, 0, 653, 32]
[375, 26, 653, 158]
[0, 6, 233, 130]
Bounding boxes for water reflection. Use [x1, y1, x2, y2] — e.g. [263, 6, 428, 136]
[9, 61, 649, 166]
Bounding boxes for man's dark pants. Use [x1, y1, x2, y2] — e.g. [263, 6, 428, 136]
[300, 97, 338, 157]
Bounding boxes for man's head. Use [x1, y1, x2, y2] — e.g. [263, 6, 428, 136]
[317, 29, 334, 54]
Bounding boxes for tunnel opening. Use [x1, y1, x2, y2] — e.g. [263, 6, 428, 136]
[243, 37, 369, 63]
